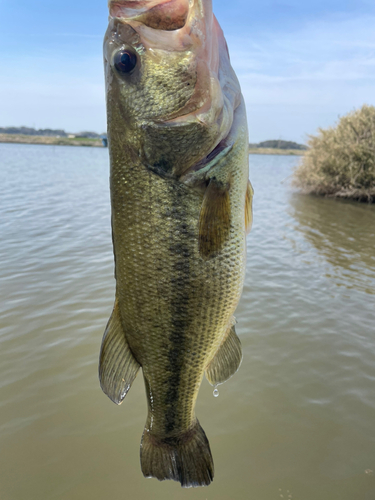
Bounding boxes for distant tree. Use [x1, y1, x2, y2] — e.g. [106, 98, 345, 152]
[248, 140, 307, 150]
[293, 105, 375, 202]
[257, 140, 307, 150]
[0, 126, 68, 137]
[0, 127, 104, 138]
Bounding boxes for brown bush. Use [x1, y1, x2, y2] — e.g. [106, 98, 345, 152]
[293, 105, 375, 202]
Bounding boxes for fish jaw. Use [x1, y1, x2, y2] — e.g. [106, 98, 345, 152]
[109, 0, 190, 30]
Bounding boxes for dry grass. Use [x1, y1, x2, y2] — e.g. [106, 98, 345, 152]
[293, 105, 375, 202]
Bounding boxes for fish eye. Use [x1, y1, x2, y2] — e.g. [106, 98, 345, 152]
[113, 49, 137, 74]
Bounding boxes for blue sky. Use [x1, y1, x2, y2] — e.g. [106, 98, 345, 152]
[1, 0, 375, 143]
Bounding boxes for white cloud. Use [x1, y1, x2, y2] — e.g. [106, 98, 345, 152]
[226, 14, 375, 141]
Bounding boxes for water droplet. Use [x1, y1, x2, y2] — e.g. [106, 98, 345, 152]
[213, 387, 219, 397]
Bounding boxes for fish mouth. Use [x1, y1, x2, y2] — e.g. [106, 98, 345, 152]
[109, 0, 190, 30]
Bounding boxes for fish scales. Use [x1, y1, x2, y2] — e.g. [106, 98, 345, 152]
[111, 151, 245, 429]
[99, 0, 253, 488]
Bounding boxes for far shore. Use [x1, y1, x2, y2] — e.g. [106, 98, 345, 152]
[0, 134, 104, 148]
[248, 147, 304, 156]
[0, 134, 306, 156]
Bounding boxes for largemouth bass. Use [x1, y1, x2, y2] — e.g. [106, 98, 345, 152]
[99, 0, 253, 488]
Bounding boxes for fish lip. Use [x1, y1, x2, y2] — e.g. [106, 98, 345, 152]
[109, 1, 160, 18]
[109, 0, 147, 14]
[104, 17, 142, 46]
[108, 0, 190, 31]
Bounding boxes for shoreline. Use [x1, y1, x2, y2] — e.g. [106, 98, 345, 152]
[248, 147, 304, 156]
[0, 134, 104, 148]
[0, 134, 306, 155]
[294, 185, 375, 203]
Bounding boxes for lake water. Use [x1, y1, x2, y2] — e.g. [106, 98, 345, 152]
[1, 143, 375, 500]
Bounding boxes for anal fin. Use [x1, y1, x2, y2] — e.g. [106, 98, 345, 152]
[245, 180, 254, 235]
[205, 319, 243, 386]
[199, 178, 231, 259]
[99, 299, 140, 404]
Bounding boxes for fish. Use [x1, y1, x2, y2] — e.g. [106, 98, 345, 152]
[99, 0, 253, 488]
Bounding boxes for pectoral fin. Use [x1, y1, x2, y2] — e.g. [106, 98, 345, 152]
[205, 320, 242, 386]
[199, 178, 231, 259]
[99, 299, 140, 405]
[245, 180, 254, 235]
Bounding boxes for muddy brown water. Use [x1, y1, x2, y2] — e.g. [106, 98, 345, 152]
[1, 143, 374, 500]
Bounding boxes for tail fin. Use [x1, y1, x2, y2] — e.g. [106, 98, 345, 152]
[140, 419, 214, 488]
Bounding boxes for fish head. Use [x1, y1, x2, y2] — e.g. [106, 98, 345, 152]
[104, 0, 242, 177]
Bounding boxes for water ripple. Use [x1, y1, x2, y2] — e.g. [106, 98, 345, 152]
[1, 145, 375, 500]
